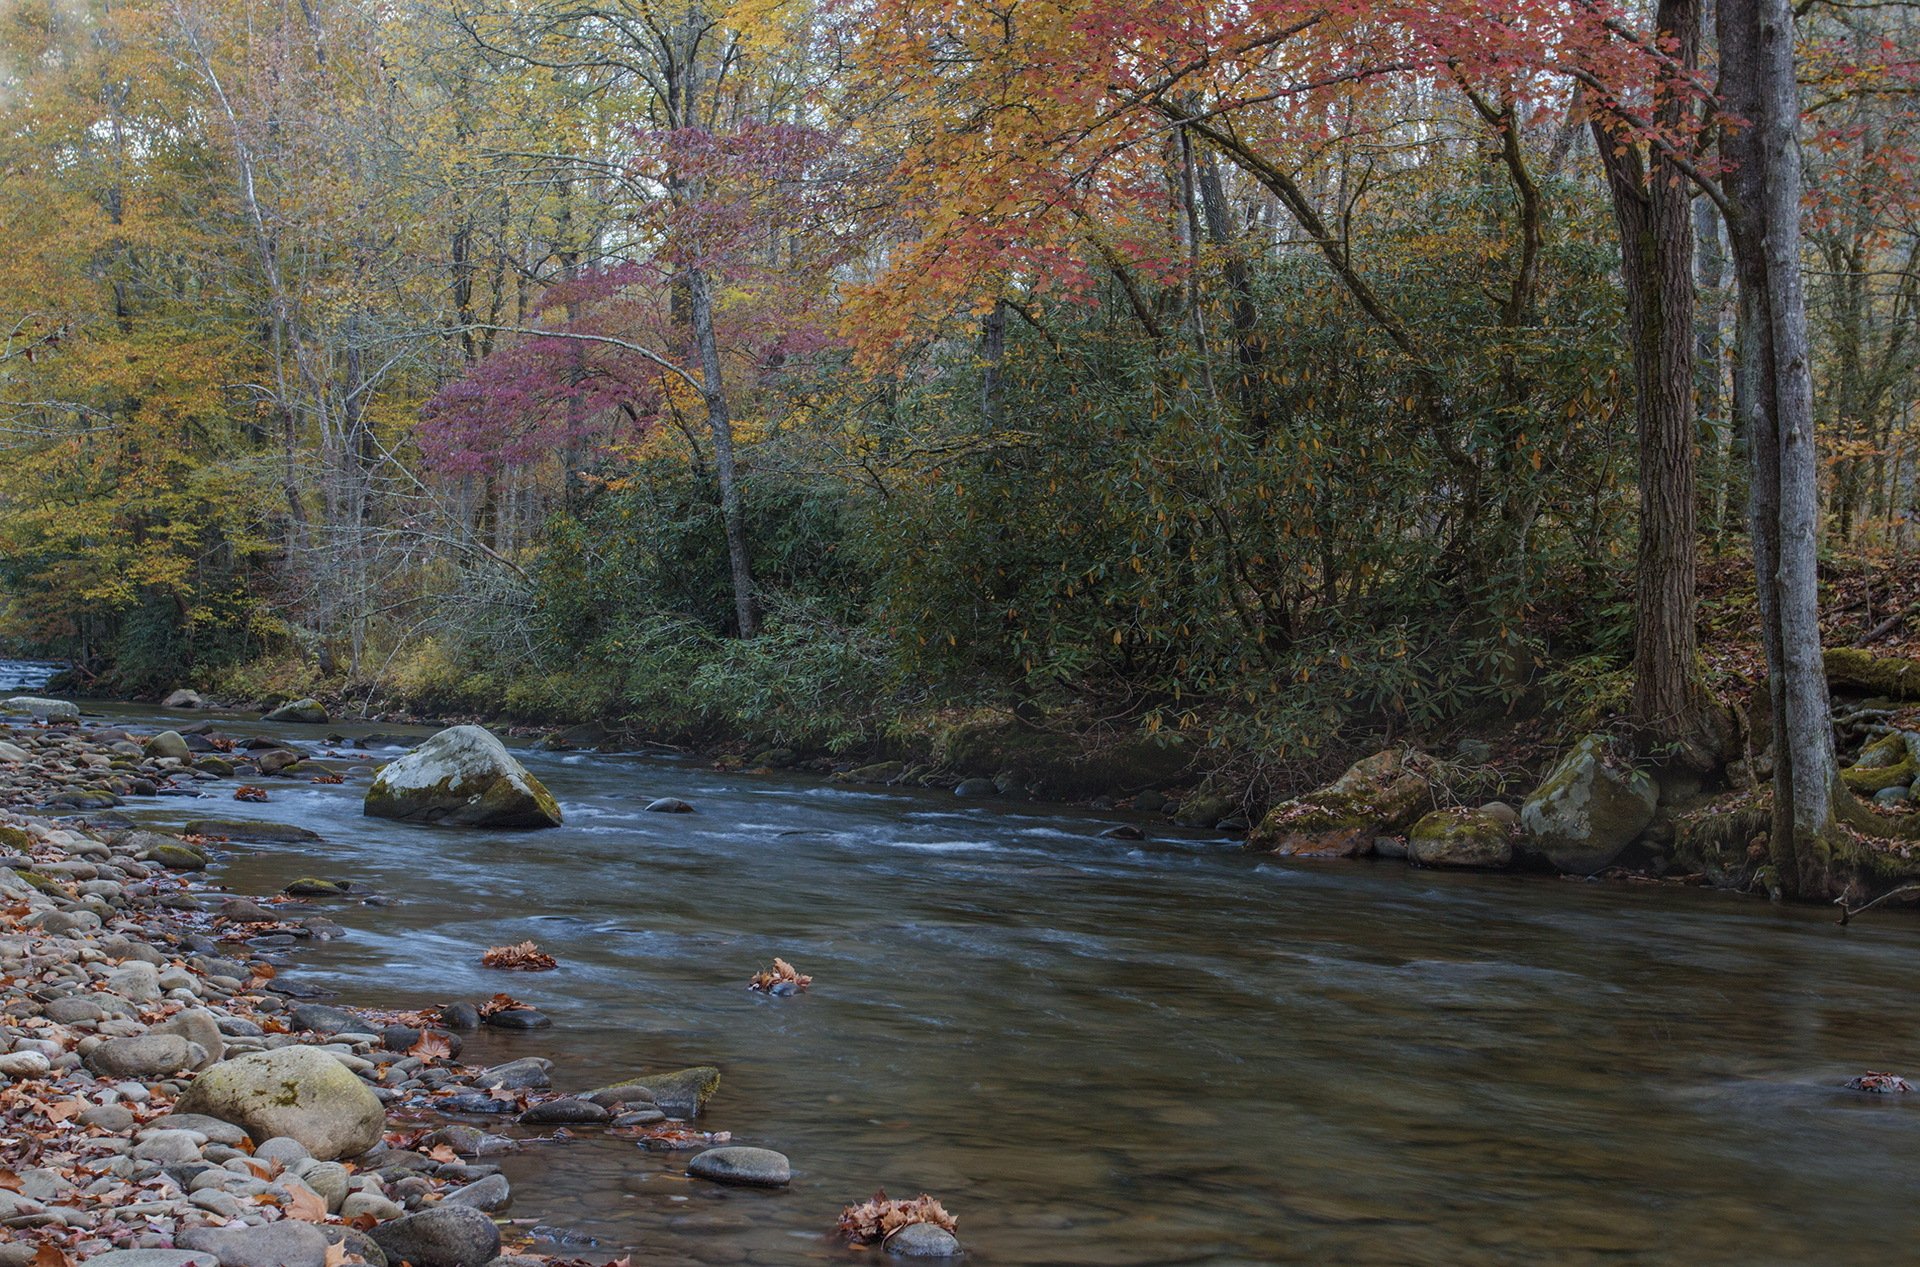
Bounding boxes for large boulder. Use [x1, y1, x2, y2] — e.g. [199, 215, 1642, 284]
[1406, 808, 1514, 869]
[584, 1065, 721, 1117]
[1, 696, 78, 721]
[264, 698, 329, 724]
[1246, 749, 1432, 858]
[172, 1045, 385, 1160]
[163, 689, 205, 709]
[364, 725, 561, 828]
[143, 730, 192, 761]
[1519, 734, 1657, 875]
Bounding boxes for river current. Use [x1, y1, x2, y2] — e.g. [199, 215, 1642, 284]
[38, 689, 1920, 1265]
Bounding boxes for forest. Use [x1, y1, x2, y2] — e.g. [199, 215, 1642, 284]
[3, 0, 1920, 899]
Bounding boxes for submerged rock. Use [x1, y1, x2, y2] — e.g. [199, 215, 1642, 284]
[687, 1145, 790, 1187]
[367, 1204, 502, 1267]
[887, 1223, 963, 1257]
[364, 725, 561, 828]
[643, 797, 695, 813]
[173, 1045, 386, 1159]
[1519, 734, 1657, 875]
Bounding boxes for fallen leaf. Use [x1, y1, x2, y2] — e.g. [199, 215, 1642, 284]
[285, 1183, 328, 1222]
[749, 956, 813, 993]
[408, 1032, 452, 1060]
[480, 941, 558, 971]
[837, 1191, 957, 1245]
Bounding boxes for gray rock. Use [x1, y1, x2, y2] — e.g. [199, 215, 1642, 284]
[585, 1065, 720, 1116]
[172, 1045, 386, 1160]
[85, 1034, 199, 1079]
[258, 749, 301, 776]
[177, 1222, 330, 1267]
[887, 1224, 963, 1257]
[687, 1145, 791, 1186]
[2, 696, 78, 720]
[79, 1253, 217, 1267]
[364, 725, 561, 828]
[253, 1136, 311, 1167]
[295, 1159, 351, 1212]
[478, 1057, 551, 1090]
[289, 1002, 364, 1035]
[163, 689, 205, 710]
[442, 1172, 511, 1211]
[130, 1129, 206, 1164]
[519, 1098, 609, 1125]
[368, 1203, 503, 1267]
[1519, 734, 1657, 875]
[482, 1007, 550, 1030]
[644, 797, 695, 813]
[145, 1112, 251, 1145]
[150, 1007, 226, 1068]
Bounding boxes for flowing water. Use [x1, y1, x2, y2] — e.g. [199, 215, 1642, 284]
[45, 693, 1920, 1265]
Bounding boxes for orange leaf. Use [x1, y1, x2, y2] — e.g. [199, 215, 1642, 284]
[285, 1183, 328, 1222]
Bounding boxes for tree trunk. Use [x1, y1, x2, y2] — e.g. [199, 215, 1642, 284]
[686, 264, 759, 638]
[1719, 0, 1844, 895]
[1595, 0, 1718, 768]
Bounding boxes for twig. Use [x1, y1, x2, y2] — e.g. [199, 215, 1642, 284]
[1837, 882, 1920, 924]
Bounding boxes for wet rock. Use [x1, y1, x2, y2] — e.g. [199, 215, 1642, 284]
[264, 698, 329, 725]
[364, 725, 561, 828]
[887, 1224, 963, 1258]
[1100, 824, 1145, 840]
[519, 1098, 609, 1125]
[440, 1001, 481, 1030]
[442, 1172, 512, 1211]
[289, 1002, 364, 1035]
[163, 689, 206, 709]
[183, 818, 323, 843]
[172, 1045, 386, 1159]
[687, 1145, 791, 1187]
[952, 779, 997, 797]
[482, 1006, 550, 1030]
[478, 1057, 551, 1090]
[643, 797, 695, 813]
[285, 876, 349, 896]
[586, 1065, 720, 1116]
[85, 1034, 200, 1079]
[2, 696, 79, 720]
[1844, 1072, 1911, 1094]
[422, 1124, 515, 1156]
[1519, 734, 1658, 875]
[1406, 808, 1514, 869]
[440, 1093, 519, 1114]
[177, 1222, 331, 1267]
[82, 1253, 218, 1267]
[368, 1204, 502, 1267]
[258, 749, 301, 776]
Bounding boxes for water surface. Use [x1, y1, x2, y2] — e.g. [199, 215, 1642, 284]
[74, 700, 1920, 1266]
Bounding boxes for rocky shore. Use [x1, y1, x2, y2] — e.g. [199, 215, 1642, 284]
[0, 710, 812, 1267]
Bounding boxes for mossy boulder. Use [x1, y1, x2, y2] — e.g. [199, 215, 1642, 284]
[1407, 808, 1514, 869]
[143, 730, 192, 761]
[364, 725, 561, 828]
[173, 1045, 385, 1160]
[584, 1065, 721, 1117]
[1840, 733, 1919, 793]
[144, 842, 209, 871]
[1519, 734, 1657, 875]
[1826, 648, 1920, 700]
[1246, 749, 1432, 857]
[264, 698, 329, 724]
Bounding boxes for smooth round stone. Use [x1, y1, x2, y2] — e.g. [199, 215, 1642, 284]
[482, 1008, 551, 1030]
[687, 1146, 791, 1187]
[644, 797, 695, 813]
[887, 1223, 963, 1257]
[519, 1098, 609, 1125]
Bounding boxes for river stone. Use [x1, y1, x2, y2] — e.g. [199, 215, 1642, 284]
[172, 1045, 386, 1160]
[81, 1253, 218, 1267]
[483, 1006, 551, 1030]
[479, 1057, 551, 1090]
[887, 1224, 963, 1258]
[182, 818, 322, 842]
[643, 797, 695, 813]
[364, 725, 561, 828]
[85, 1034, 199, 1079]
[1406, 808, 1514, 869]
[289, 1002, 365, 1035]
[2, 696, 78, 720]
[258, 748, 301, 775]
[586, 1065, 720, 1116]
[320, 1229, 386, 1267]
[442, 1172, 511, 1211]
[952, 778, 997, 797]
[0, 741, 28, 762]
[178, 1222, 330, 1267]
[0, 1051, 52, 1079]
[1247, 748, 1433, 857]
[368, 1203, 502, 1267]
[687, 1145, 790, 1187]
[519, 1097, 609, 1125]
[151, 1007, 227, 1068]
[163, 689, 205, 709]
[142, 730, 193, 761]
[264, 698, 329, 724]
[1520, 734, 1657, 875]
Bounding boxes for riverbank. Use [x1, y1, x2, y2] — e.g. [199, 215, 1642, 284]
[0, 715, 807, 1267]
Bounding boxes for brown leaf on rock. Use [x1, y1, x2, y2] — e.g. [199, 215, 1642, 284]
[285, 1182, 328, 1222]
[748, 956, 812, 993]
[322, 1243, 347, 1267]
[837, 1191, 957, 1245]
[0, 1169, 20, 1191]
[476, 992, 528, 1018]
[480, 941, 558, 971]
[310, 772, 345, 785]
[408, 1032, 453, 1060]
[32, 1246, 75, 1267]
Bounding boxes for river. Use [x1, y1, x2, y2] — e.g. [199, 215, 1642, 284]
[44, 691, 1920, 1265]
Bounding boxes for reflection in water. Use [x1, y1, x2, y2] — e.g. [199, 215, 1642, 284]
[70, 700, 1920, 1265]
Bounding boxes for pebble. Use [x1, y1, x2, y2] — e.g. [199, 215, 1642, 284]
[687, 1146, 792, 1187]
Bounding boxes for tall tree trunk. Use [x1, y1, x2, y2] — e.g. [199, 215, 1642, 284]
[1719, 0, 1845, 895]
[1595, 0, 1718, 767]
[686, 264, 759, 638]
